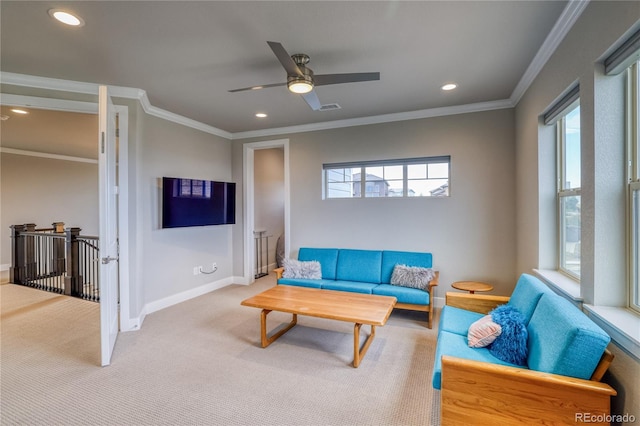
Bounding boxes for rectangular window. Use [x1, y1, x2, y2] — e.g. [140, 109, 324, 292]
[629, 61, 640, 312]
[323, 156, 450, 199]
[557, 103, 581, 279]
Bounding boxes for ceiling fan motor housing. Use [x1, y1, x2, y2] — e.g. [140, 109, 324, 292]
[287, 60, 314, 92]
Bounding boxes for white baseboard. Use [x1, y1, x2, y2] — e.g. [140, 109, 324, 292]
[434, 296, 445, 309]
[144, 276, 236, 316]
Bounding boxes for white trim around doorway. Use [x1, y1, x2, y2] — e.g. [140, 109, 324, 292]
[242, 139, 290, 284]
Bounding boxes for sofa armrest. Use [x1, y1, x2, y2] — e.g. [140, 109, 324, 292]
[441, 355, 617, 425]
[445, 292, 510, 314]
[428, 271, 439, 289]
[274, 267, 284, 279]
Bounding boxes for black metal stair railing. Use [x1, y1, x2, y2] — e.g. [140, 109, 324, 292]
[10, 222, 100, 302]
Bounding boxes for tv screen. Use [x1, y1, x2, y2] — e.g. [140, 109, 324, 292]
[162, 177, 236, 228]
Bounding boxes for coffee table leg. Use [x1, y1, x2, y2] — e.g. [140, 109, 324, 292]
[353, 323, 376, 368]
[260, 309, 297, 348]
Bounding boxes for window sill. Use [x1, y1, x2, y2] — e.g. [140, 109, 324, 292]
[533, 269, 640, 361]
[583, 305, 640, 361]
[533, 269, 582, 303]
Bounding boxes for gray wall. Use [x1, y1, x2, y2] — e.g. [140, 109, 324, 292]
[253, 148, 284, 272]
[0, 153, 99, 266]
[133, 111, 233, 308]
[234, 108, 517, 297]
[514, 1, 639, 418]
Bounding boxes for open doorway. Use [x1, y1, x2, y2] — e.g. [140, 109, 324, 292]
[243, 139, 290, 283]
[0, 93, 130, 365]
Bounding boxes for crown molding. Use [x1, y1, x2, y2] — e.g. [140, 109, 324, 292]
[510, 0, 589, 105]
[0, 147, 98, 164]
[231, 99, 514, 140]
[1, 0, 584, 143]
[0, 72, 232, 140]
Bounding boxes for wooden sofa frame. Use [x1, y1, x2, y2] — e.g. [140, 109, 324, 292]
[441, 292, 617, 425]
[274, 268, 439, 328]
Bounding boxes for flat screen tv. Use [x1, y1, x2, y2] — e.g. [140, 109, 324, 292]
[162, 177, 236, 228]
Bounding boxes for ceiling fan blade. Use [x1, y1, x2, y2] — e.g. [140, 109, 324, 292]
[267, 41, 303, 77]
[301, 90, 322, 111]
[314, 72, 380, 86]
[228, 82, 286, 93]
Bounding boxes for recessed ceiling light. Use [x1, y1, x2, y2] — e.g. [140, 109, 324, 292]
[441, 83, 458, 91]
[11, 108, 29, 115]
[255, 113, 268, 118]
[48, 9, 85, 27]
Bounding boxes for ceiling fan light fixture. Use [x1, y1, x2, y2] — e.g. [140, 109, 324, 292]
[288, 79, 313, 94]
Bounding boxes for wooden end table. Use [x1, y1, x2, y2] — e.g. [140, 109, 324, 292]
[451, 281, 493, 294]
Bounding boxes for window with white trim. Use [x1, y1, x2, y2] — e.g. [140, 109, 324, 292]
[628, 61, 640, 313]
[557, 103, 581, 279]
[323, 156, 450, 199]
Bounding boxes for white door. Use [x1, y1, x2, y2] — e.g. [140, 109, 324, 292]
[98, 85, 119, 366]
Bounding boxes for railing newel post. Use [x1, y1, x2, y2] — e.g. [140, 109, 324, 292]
[64, 227, 82, 297]
[10, 224, 26, 284]
[51, 222, 65, 276]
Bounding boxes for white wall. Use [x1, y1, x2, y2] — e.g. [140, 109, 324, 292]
[234, 108, 517, 297]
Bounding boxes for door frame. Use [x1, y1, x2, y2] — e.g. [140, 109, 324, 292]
[243, 139, 290, 283]
[1, 93, 132, 332]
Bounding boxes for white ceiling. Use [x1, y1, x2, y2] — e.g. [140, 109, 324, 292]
[1, 1, 571, 135]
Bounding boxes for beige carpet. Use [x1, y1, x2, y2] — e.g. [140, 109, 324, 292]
[1, 274, 441, 425]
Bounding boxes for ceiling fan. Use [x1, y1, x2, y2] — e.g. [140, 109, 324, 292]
[229, 41, 380, 111]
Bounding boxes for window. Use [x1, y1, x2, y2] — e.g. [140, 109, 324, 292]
[557, 104, 581, 279]
[324, 156, 450, 199]
[629, 61, 640, 312]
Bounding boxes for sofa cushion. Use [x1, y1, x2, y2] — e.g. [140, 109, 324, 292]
[508, 273, 555, 325]
[438, 305, 484, 335]
[298, 248, 339, 280]
[432, 330, 522, 390]
[335, 249, 382, 284]
[277, 278, 328, 289]
[488, 305, 528, 366]
[527, 294, 611, 380]
[390, 265, 435, 290]
[381, 251, 432, 284]
[467, 315, 502, 348]
[281, 258, 322, 279]
[321, 280, 378, 294]
[372, 284, 429, 305]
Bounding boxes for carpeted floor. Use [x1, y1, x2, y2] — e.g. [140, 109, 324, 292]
[1, 274, 441, 425]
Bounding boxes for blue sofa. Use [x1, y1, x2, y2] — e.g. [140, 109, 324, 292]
[274, 248, 439, 328]
[434, 273, 617, 424]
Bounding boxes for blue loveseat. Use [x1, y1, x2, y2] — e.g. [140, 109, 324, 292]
[274, 248, 439, 328]
[434, 273, 617, 424]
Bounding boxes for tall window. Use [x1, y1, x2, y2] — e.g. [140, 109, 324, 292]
[324, 156, 450, 199]
[629, 61, 640, 312]
[557, 104, 581, 279]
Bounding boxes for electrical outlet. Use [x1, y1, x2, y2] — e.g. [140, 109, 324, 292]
[193, 266, 199, 276]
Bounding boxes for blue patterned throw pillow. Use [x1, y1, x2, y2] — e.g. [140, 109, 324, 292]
[488, 304, 528, 366]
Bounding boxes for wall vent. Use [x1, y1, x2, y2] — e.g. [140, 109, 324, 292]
[319, 103, 341, 111]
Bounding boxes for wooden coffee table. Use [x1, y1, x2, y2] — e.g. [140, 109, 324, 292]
[241, 285, 396, 367]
